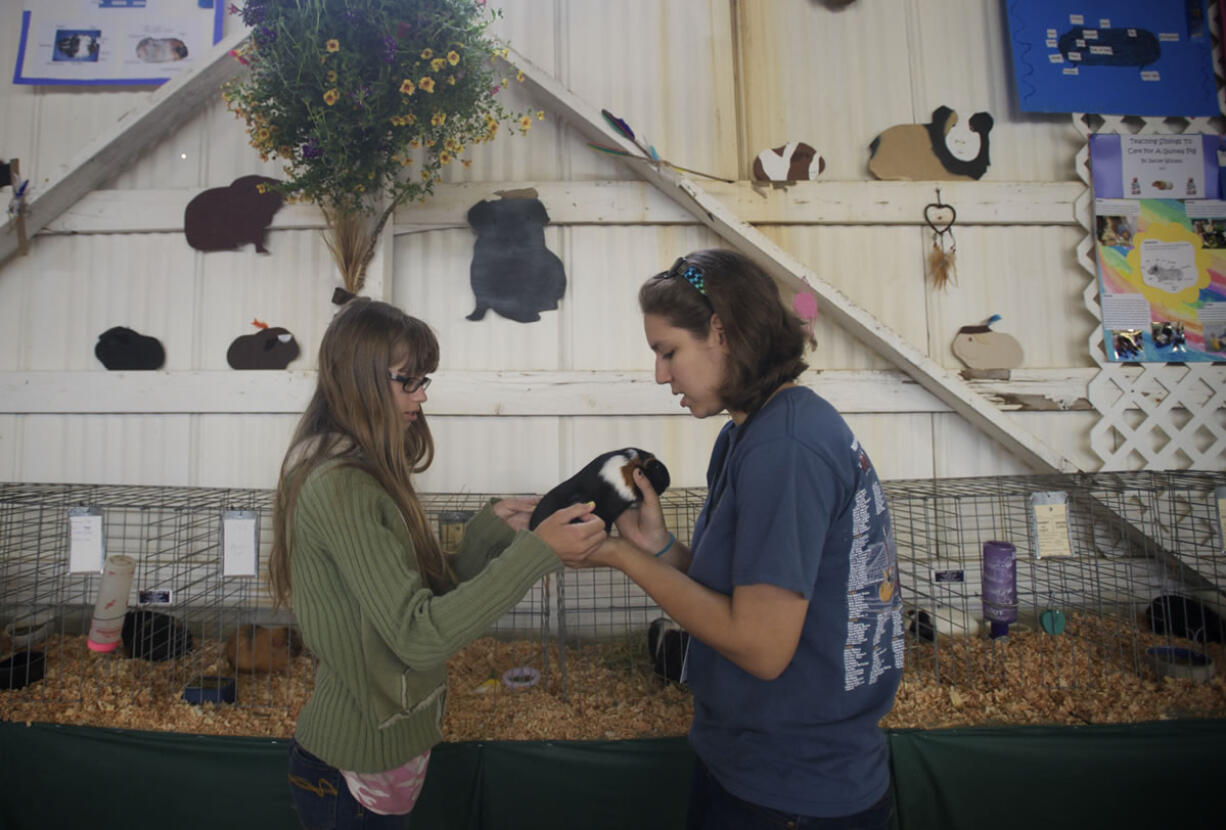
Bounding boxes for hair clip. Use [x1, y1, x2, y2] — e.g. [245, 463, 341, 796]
[668, 256, 707, 296]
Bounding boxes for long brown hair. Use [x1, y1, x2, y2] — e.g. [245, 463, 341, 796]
[639, 249, 813, 416]
[268, 298, 449, 608]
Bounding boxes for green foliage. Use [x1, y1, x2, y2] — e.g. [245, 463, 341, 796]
[223, 0, 539, 215]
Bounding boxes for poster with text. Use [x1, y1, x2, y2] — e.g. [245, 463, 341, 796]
[14, 1, 224, 86]
[1005, 0, 1219, 116]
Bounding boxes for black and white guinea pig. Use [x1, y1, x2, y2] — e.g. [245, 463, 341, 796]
[528, 447, 670, 532]
[647, 617, 690, 684]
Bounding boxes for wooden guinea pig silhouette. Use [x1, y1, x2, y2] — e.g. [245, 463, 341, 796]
[951, 315, 1023, 371]
[95, 326, 165, 370]
[123, 610, 194, 662]
[529, 447, 671, 532]
[466, 197, 567, 323]
[184, 175, 284, 254]
[227, 319, 300, 370]
[225, 625, 304, 673]
[868, 106, 993, 181]
[752, 141, 825, 182]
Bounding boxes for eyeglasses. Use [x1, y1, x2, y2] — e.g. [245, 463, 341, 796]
[667, 256, 707, 296]
[388, 372, 431, 393]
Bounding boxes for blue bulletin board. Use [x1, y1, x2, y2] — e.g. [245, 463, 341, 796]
[1005, 0, 1219, 116]
[14, 1, 225, 86]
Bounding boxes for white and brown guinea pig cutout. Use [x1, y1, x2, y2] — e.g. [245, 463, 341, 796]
[868, 106, 993, 181]
[753, 141, 825, 183]
[951, 315, 1023, 371]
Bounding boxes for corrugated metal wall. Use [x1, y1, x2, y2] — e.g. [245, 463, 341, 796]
[0, 0, 1142, 490]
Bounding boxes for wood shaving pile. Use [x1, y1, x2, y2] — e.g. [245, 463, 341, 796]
[2, 613, 1223, 739]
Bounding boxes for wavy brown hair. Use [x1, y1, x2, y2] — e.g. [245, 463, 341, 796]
[268, 298, 449, 609]
[638, 249, 814, 416]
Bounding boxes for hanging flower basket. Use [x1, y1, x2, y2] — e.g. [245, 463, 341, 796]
[223, 0, 541, 299]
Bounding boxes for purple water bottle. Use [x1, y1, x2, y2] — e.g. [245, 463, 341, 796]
[982, 540, 1017, 639]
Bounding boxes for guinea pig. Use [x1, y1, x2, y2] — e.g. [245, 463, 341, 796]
[528, 448, 670, 532]
[122, 610, 193, 662]
[1145, 594, 1224, 644]
[224, 625, 304, 673]
[647, 617, 689, 684]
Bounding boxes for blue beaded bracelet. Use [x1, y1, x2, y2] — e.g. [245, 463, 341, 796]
[653, 532, 676, 558]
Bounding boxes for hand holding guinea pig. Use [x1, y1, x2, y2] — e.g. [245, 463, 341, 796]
[614, 467, 672, 556]
[493, 496, 539, 533]
[533, 501, 607, 562]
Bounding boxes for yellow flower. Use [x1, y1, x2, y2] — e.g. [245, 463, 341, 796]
[444, 138, 458, 152]
[501, 77, 509, 87]
[516, 70, 525, 82]
[326, 70, 337, 83]
[461, 158, 472, 168]
[421, 169, 432, 180]
[356, 184, 365, 192]
[431, 110, 446, 127]
[438, 151, 451, 165]
[256, 127, 270, 141]
[420, 48, 433, 59]
[399, 78, 415, 95]
[447, 75, 455, 85]
[419, 77, 435, 93]
[447, 50, 460, 66]
[410, 139, 420, 148]
[400, 156, 413, 167]
[326, 39, 340, 53]
[256, 183, 268, 194]
[404, 113, 416, 125]
[537, 110, 545, 120]
[431, 57, 446, 72]
[519, 115, 532, 130]
[323, 88, 339, 106]
[501, 49, 509, 58]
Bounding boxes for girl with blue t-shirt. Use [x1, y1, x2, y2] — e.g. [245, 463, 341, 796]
[558, 249, 904, 830]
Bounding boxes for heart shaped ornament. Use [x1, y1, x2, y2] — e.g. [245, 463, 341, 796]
[924, 202, 956, 234]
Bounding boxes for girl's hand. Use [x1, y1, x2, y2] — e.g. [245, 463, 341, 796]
[534, 501, 607, 562]
[493, 496, 539, 532]
[615, 468, 671, 554]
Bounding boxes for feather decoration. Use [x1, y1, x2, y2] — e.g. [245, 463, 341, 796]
[585, 142, 733, 183]
[601, 108, 658, 160]
[926, 239, 956, 290]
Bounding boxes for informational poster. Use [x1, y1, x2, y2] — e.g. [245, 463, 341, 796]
[1005, 0, 1219, 116]
[1091, 135, 1226, 362]
[14, 1, 224, 86]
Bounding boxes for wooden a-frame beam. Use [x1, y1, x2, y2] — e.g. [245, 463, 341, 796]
[0, 28, 252, 271]
[503, 47, 1079, 474]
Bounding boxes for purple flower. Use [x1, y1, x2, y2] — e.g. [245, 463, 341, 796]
[254, 25, 276, 45]
[383, 35, 396, 63]
[301, 138, 322, 159]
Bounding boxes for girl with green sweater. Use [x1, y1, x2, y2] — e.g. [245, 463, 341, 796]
[269, 298, 605, 828]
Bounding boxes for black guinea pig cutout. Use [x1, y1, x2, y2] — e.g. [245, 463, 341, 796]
[95, 326, 165, 370]
[529, 447, 670, 532]
[184, 175, 284, 253]
[227, 318, 300, 370]
[466, 195, 567, 323]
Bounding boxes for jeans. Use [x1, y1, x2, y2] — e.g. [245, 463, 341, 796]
[287, 738, 410, 830]
[685, 757, 895, 830]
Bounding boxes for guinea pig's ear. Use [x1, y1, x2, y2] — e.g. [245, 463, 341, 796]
[968, 112, 994, 134]
[525, 198, 551, 225]
[467, 200, 495, 229]
[931, 105, 955, 133]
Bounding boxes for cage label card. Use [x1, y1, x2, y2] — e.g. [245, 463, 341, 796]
[67, 506, 105, 573]
[221, 510, 258, 577]
[931, 569, 966, 583]
[1030, 491, 1073, 559]
[138, 588, 174, 605]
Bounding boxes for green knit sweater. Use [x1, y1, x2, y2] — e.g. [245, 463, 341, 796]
[289, 462, 558, 772]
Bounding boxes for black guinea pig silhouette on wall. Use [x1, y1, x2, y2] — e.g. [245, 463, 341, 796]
[465, 196, 567, 323]
[529, 448, 670, 532]
[95, 326, 165, 370]
[226, 319, 300, 370]
[184, 175, 284, 254]
[868, 105, 993, 182]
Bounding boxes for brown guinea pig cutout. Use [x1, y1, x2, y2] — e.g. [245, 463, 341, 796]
[752, 141, 825, 182]
[226, 318, 300, 370]
[868, 106, 993, 182]
[952, 316, 1023, 370]
[184, 175, 284, 253]
[225, 625, 303, 673]
[95, 326, 165, 370]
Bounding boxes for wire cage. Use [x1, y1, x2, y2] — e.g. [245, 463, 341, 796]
[0, 482, 703, 727]
[886, 471, 1226, 697]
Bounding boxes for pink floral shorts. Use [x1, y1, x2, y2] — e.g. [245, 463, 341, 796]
[340, 749, 431, 816]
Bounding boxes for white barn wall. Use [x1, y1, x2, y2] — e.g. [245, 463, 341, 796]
[0, 0, 1195, 492]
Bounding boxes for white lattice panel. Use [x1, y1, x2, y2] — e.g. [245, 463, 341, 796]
[1073, 113, 1226, 471]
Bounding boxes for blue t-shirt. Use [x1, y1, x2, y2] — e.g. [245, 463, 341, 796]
[686, 386, 903, 817]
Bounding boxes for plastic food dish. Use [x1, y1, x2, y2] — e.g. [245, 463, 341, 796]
[181, 675, 237, 705]
[0, 650, 46, 690]
[4, 613, 54, 649]
[1146, 646, 1214, 683]
[501, 666, 541, 690]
